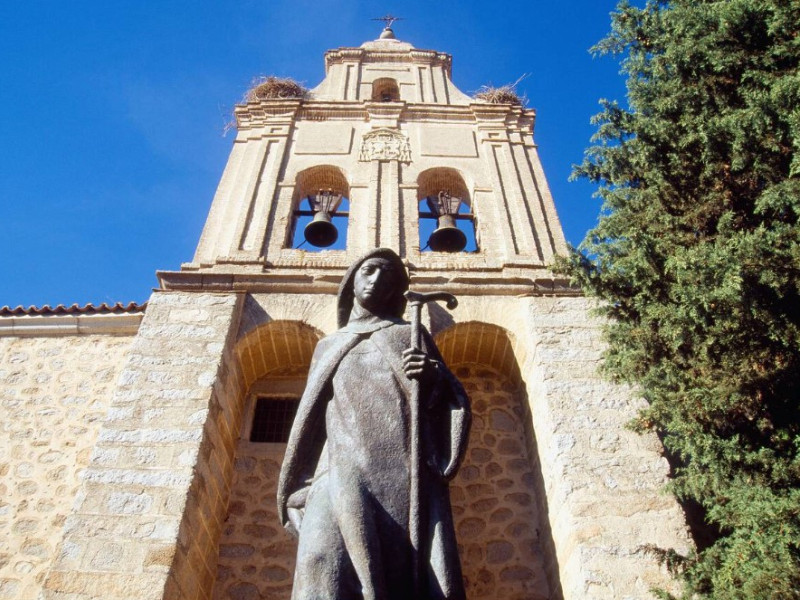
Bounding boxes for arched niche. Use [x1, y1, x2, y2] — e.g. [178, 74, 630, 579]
[435, 322, 560, 600]
[371, 77, 400, 102]
[417, 167, 478, 252]
[288, 165, 351, 251]
[214, 320, 323, 600]
[234, 319, 321, 385]
[417, 167, 471, 203]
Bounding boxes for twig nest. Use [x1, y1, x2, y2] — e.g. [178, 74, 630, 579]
[473, 76, 529, 106]
[245, 76, 307, 102]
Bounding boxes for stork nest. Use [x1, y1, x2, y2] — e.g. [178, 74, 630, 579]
[224, 76, 307, 135]
[245, 76, 307, 102]
[473, 75, 528, 106]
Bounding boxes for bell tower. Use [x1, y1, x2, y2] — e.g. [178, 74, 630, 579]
[40, 25, 691, 600]
[176, 22, 566, 285]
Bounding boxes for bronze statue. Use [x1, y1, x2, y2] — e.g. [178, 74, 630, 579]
[277, 248, 471, 600]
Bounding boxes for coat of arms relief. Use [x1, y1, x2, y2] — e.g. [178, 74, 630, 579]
[358, 128, 412, 163]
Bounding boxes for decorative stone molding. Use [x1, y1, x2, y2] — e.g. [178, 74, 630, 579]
[0, 312, 144, 336]
[324, 47, 451, 70]
[233, 99, 302, 130]
[358, 127, 411, 162]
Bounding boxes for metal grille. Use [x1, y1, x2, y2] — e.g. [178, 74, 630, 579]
[250, 397, 300, 443]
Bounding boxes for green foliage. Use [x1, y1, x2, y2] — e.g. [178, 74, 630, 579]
[562, 0, 800, 596]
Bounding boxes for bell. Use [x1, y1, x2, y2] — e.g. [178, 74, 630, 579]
[428, 214, 467, 252]
[304, 211, 339, 247]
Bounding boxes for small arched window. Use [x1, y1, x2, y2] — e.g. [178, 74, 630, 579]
[371, 78, 400, 102]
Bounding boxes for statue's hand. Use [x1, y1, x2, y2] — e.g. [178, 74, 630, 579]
[402, 348, 438, 384]
[286, 508, 303, 538]
[285, 487, 308, 538]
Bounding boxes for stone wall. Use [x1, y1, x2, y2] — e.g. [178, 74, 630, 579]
[211, 363, 550, 600]
[450, 364, 550, 600]
[522, 296, 693, 598]
[0, 293, 692, 600]
[40, 292, 244, 600]
[212, 443, 293, 600]
[0, 334, 135, 600]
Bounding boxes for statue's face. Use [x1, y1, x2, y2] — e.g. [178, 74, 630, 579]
[353, 257, 399, 314]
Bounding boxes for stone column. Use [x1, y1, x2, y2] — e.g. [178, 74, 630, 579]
[42, 291, 245, 600]
[262, 184, 296, 261]
[524, 143, 568, 255]
[235, 119, 296, 259]
[364, 160, 382, 250]
[492, 139, 539, 261]
[339, 51, 363, 101]
[399, 183, 419, 259]
[510, 134, 553, 263]
[472, 105, 522, 262]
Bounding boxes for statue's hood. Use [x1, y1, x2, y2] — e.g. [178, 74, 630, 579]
[337, 248, 409, 329]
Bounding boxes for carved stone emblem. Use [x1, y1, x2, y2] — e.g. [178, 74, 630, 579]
[358, 128, 412, 162]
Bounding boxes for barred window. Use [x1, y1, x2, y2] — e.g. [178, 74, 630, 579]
[250, 397, 300, 443]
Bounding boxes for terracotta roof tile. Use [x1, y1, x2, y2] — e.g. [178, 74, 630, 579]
[0, 301, 147, 317]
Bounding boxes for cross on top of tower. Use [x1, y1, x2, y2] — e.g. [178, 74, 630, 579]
[372, 14, 403, 39]
[372, 14, 403, 29]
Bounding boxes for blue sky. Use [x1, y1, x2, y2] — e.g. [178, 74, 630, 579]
[0, 1, 626, 307]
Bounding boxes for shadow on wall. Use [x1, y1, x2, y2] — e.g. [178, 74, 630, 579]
[437, 322, 562, 600]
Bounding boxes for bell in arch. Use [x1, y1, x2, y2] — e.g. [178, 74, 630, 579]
[304, 189, 342, 247]
[426, 191, 467, 252]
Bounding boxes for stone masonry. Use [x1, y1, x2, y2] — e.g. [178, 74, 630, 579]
[210, 365, 551, 600]
[212, 442, 293, 600]
[521, 297, 692, 598]
[40, 292, 244, 600]
[0, 334, 135, 600]
[450, 365, 550, 600]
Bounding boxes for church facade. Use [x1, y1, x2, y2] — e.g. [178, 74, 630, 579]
[0, 28, 691, 600]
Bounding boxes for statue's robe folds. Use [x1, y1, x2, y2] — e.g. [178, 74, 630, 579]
[277, 319, 471, 600]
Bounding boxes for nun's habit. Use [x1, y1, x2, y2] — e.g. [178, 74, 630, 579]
[277, 248, 471, 600]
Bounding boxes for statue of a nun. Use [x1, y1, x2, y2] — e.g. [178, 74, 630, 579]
[277, 248, 471, 600]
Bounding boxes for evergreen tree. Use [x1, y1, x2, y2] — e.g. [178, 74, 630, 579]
[562, 0, 800, 596]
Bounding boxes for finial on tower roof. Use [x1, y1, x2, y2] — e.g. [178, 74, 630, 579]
[372, 14, 403, 39]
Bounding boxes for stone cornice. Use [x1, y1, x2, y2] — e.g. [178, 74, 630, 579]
[324, 46, 452, 76]
[297, 103, 369, 121]
[156, 269, 579, 298]
[0, 312, 144, 337]
[234, 99, 302, 129]
[234, 99, 536, 132]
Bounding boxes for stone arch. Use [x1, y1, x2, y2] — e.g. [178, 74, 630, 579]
[435, 321, 558, 600]
[213, 320, 323, 600]
[292, 165, 350, 206]
[371, 77, 400, 102]
[417, 167, 471, 206]
[435, 321, 521, 384]
[234, 319, 322, 386]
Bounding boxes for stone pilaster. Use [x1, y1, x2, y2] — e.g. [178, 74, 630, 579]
[262, 184, 296, 262]
[42, 292, 245, 600]
[521, 297, 692, 599]
[378, 160, 401, 250]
